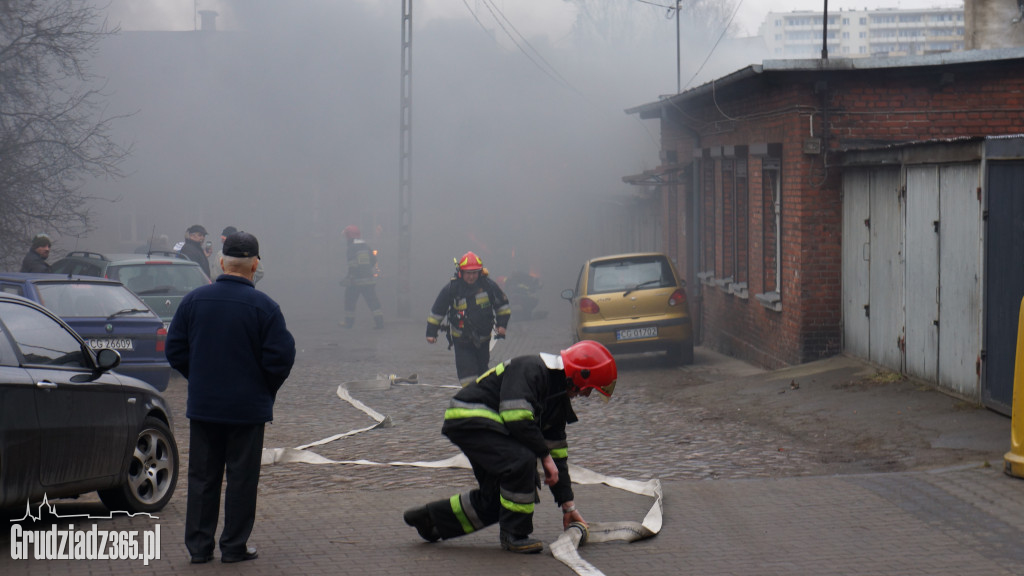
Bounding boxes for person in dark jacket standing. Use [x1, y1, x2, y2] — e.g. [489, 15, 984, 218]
[403, 340, 617, 554]
[179, 224, 211, 278]
[20, 234, 52, 273]
[166, 231, 295, 565]
[426, 251, 511, 386]
[341, 225, 383, 329]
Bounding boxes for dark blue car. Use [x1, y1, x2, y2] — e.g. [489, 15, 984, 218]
[0, 273, 171, 391]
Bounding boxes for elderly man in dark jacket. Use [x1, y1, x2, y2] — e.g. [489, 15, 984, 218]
[20, 234, 52, 273]
[166, 231, 295, 564]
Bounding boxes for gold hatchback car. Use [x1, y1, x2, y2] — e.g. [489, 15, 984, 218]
[561, 252, 694, 365]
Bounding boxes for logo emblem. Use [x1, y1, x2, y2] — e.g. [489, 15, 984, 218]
[105, 323, 114, 333]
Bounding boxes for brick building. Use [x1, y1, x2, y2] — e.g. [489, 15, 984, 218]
[625, 47, 1024, 404]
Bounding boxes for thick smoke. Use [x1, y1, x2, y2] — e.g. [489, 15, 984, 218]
[83, 1, 753, 319]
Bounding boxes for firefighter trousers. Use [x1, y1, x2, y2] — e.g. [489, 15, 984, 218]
[452, 339, 489, 387]
[343, 283, 383, 327]
[425, 429, 539, 540]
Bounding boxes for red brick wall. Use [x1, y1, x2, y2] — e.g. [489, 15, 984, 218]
[652, 59, 1024, 368]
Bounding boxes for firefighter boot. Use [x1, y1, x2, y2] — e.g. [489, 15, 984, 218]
[403, 506, 440, 543]
[499, 531, 543, 554]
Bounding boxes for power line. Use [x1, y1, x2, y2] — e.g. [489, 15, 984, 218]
[459, 0, 586, 99]
[481, 0, 574, 89]
[681, 0, 745, 92]
[633, 0, 674, 8]
[460, 0, 496, 41]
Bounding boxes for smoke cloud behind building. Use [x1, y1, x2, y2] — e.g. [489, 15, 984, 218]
[81, 1, 757, 318]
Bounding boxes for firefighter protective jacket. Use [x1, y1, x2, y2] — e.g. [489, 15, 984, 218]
[426, 275, 511, 343]
[442, 353, 577, 505]
[346, 239, 376, 286]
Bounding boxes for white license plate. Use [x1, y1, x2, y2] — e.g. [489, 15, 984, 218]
[616, 326, 657, 341]
[88, 338, 134, 351]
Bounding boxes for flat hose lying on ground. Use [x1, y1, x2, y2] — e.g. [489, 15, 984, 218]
[262, 375, 662, 576]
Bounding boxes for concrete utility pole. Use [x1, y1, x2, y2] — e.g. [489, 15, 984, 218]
[397, 0, 413, 317]
[821, 0, 829, 59]
[676, 0, 681, 93]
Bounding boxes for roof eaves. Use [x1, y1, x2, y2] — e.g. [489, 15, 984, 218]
[625, 65, 764, 119]
[626, 47, 1024, 119]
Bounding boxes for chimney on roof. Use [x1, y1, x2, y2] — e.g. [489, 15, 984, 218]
[198, 10, 218, 32]
[965, 0, 1024, 50]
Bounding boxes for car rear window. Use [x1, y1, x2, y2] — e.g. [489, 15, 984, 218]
[113, 264, 209, 294]
[50, 259, 106, 277]
[35, 283, 152, 318]
[588, 257, 676, 294]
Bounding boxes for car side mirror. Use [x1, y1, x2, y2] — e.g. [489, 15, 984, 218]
[560, 289, 574, 301]
[95, 348, 122, 372]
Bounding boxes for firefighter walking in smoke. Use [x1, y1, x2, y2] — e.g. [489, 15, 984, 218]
[341, 225, 384, 329]
[402, 340, 617, 554]
[426, 251, 511, 387]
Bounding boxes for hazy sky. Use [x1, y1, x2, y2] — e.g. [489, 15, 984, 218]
[107, 0, 965, 37]
[84, 0, 965, 318]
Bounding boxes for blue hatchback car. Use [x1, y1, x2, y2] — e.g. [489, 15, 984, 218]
[0, 273, 171, 391]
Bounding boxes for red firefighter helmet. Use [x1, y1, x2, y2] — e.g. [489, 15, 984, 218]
[343, 225, 361, 239]
[561, 340, 617, 399]
[457, 251, 483, 272]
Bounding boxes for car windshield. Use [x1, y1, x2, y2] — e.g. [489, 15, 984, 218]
[113, 263, 209, 294]
[36, 283, 152, 318]
[588, 257, 674, 294]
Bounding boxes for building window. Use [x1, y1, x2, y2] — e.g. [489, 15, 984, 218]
[719, 158, 734, 286]
[733, 157, 749, 294]
[757, 157, 782, 311]
[701, 153, 716, 284]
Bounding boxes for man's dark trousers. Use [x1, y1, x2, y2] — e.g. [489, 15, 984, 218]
[185, 420, 265, 558]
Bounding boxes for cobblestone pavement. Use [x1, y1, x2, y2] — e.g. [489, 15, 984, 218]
[3, 290, 1023, 574]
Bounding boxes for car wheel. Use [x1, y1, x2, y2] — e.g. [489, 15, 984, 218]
[98, 416, 178, 514]
[667, 342, 694, 366]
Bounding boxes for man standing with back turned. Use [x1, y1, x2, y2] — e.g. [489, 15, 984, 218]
[166, 231, 296, 564]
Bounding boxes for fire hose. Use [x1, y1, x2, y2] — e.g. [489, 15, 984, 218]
[262, 375, 662, 576]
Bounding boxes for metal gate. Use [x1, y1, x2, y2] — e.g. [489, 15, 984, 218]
[842, 168, 903, 368]
[983, 160, 1024, 414]
[842, 163, 982, 399]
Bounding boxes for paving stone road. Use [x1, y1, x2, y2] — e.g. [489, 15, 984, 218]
[3, 286, 1023, 575]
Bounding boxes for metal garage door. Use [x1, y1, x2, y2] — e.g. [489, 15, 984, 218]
[984, 160, 1024, 414]
[842, 167, 903, 368]
[843, 163, 982, 399]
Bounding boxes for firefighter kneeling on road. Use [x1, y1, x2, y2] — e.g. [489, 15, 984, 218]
[403, 340, 617, 554]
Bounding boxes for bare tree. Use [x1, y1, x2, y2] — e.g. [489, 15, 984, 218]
[0, 0, 131, 269]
